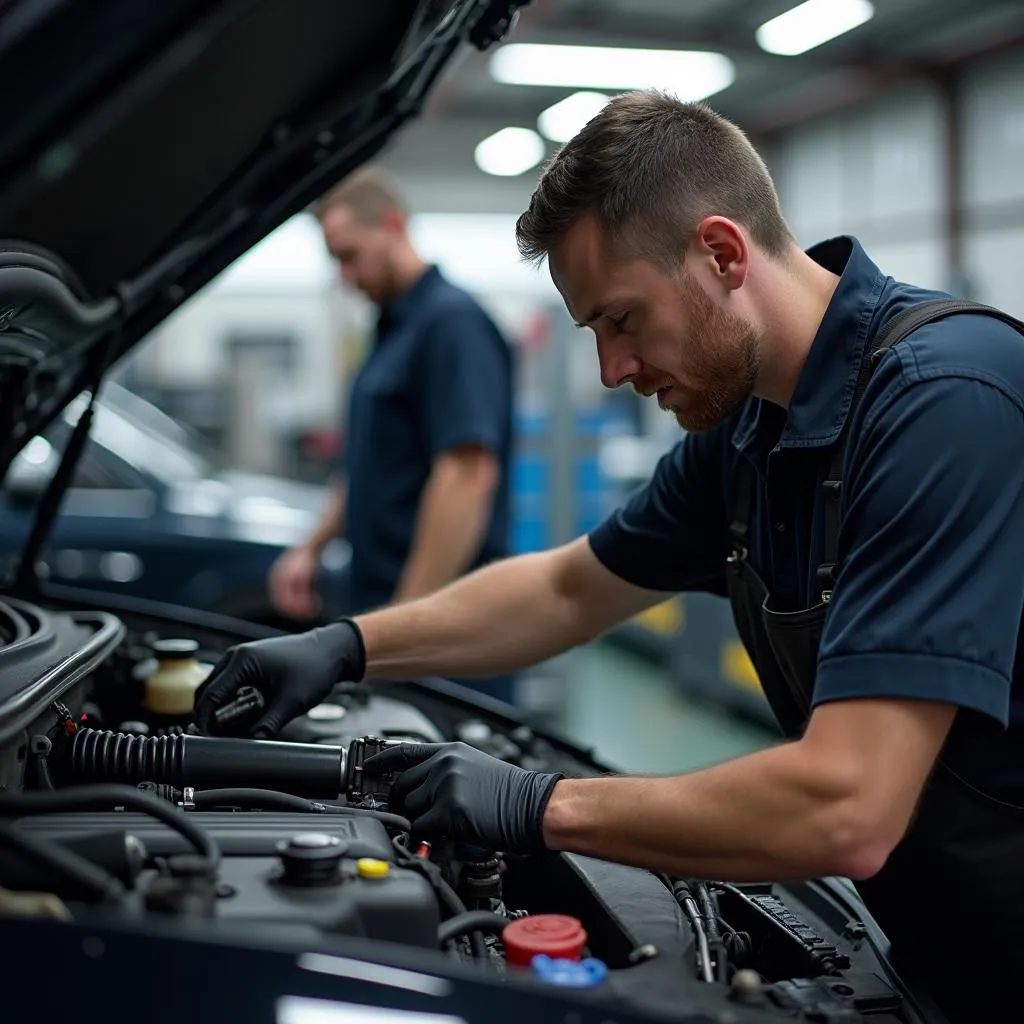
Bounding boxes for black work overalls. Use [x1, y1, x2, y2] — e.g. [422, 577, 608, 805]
[724, 299, 1024, 1023]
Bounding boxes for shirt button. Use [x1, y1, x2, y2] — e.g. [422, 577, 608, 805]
[774, 522, 786, 533]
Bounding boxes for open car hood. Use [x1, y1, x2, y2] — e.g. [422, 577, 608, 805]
[0, 0, 525, 491]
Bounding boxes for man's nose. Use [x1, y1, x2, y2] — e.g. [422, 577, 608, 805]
[596, 336, 641, 390]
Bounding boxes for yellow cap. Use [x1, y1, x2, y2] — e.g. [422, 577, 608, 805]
[356, 858, 390, 879]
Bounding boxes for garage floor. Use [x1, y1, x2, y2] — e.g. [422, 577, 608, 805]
[521, 641, 778, 775]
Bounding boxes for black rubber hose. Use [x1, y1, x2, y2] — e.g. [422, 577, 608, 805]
[0, 784, 220, 870]
[195, 789, 333, 813]
[0, 821, 125, 905]
[69, 728, 344, 800]
[438, 911, 509, 947]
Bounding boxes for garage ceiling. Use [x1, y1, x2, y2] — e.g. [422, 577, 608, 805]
[376, 0, 1024, 215]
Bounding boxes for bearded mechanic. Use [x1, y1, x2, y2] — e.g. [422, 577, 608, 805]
[196, 91, 1024, 1019]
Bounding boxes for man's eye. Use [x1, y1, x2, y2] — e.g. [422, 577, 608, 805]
[611, 313, 630, 332]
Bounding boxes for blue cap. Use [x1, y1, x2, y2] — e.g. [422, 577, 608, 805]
[530, 955, 608, 988]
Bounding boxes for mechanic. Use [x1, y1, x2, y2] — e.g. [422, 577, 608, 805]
[267, 166, 518, 703]
[197, 92, 1024, 1020]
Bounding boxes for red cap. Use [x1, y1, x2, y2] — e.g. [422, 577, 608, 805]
[502, 914, 588, 968]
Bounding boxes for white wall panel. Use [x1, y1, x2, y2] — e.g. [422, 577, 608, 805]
[960, 52, 1024, 209]
[963, 228, 1024, 318]
[772, 118, 849, 244]
[853, 234, 948, 291]
[771, 83, 944, 253]
[147, 287, 344, 430]
[849, 85, 945, 224]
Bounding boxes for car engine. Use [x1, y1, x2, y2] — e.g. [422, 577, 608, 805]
[0, 597, 938, 1023]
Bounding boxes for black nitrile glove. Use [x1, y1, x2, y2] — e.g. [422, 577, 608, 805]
[362, 741, 563, 854]
[193, 620, 365, 738]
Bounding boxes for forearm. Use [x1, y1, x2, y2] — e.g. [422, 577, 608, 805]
[543, 740, 885, 882]
[393, 467, 494, 602]
[305, 479, 346, 553]
[357, 546, 602, 680]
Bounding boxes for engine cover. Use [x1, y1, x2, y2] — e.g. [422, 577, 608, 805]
[10, 811, 439, 949]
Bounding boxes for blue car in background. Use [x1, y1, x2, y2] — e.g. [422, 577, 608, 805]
[0, 381, 350, 627]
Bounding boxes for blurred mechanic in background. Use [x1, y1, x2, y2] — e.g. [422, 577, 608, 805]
[267, 167, 517, 704]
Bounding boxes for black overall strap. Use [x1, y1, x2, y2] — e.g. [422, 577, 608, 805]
[816, 299, 1024, 602]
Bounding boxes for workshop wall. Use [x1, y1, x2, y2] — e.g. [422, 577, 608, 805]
[960, 51, 1024, 317]
[769, 49, 1024, 315]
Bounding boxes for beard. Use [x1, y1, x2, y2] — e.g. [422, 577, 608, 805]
[635, 269, 760, 434]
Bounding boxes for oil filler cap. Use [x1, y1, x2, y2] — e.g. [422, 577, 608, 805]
[276, 833, 347, 887]
[503, 914, 587, 968]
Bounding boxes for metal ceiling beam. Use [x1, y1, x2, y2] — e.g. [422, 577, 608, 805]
[745, 28, 1024, 137]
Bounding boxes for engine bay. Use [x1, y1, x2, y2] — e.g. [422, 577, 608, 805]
[0, 596, 936, 1023]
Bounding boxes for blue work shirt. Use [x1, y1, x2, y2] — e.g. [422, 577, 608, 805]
[342, 265, 513, 613]
[590, 236, 1024, 801]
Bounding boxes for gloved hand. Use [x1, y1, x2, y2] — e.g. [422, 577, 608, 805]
[362, 741, 563, 854]
[193, 620, 366, 738]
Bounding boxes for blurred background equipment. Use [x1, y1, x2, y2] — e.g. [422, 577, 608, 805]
[9, 0, 1024, 766]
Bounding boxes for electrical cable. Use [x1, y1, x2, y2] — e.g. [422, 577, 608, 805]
[0, 821, 125, 905]
[673, 880, 714, 983]
[334, 804, 411, 833]
[695, 881, 728, 983]
[36, 756, 55, 791]
[389, 837, 488, 961]
[712, 888, 753, 966]
[0, 785, 220, 870]
[438, 911, 508, 947]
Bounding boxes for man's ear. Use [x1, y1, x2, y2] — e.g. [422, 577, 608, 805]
[693, 216, 748, 291]
[381, 206, 407, 235]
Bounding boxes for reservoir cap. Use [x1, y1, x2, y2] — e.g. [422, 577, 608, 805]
[503, 914, 587, 968]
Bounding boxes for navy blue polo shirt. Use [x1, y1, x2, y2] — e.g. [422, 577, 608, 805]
[590, 236, 1024, 800]
[341, 265, 513, 612]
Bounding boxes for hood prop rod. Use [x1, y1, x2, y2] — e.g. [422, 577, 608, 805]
[12, 292, 127, 594]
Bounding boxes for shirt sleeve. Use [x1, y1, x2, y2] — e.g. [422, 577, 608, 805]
[420, 302, 511, 458]
[815, 373, 1024, 726]
[587, 428, 731, 595]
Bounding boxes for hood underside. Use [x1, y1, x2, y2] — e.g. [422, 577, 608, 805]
[0, 0, 524, 486]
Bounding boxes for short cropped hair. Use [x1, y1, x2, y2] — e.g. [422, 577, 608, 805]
[311, 166, 407, 225]
[516, 90, 793, 268]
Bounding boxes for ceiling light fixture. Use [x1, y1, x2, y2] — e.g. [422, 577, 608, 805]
[755, 0, 874, 56]
[537, 91, 610, 143]
[474, 126, 546, 177]
[490, 45, 735, 101]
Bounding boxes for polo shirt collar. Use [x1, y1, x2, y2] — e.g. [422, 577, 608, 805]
[378, 264, 443, 331]
[731, 235, 887, 461]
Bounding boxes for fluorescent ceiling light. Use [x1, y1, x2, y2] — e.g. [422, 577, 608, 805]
[474, 126, 545, 177]
[490, 45, 735, 101]
[537, 91, 610, 143]
[755, 0, 874, 56]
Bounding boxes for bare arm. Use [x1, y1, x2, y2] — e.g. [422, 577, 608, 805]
[356, 536, 666, 680]
[304, 476, 347, 554]
[392, 446, 498, 603]
[542, 697, 956, 881]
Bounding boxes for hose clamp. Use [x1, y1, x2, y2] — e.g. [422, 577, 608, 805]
[180, 787, 195, 811]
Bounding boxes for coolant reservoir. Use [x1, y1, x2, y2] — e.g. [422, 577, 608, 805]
[144, 639, 211, 715]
